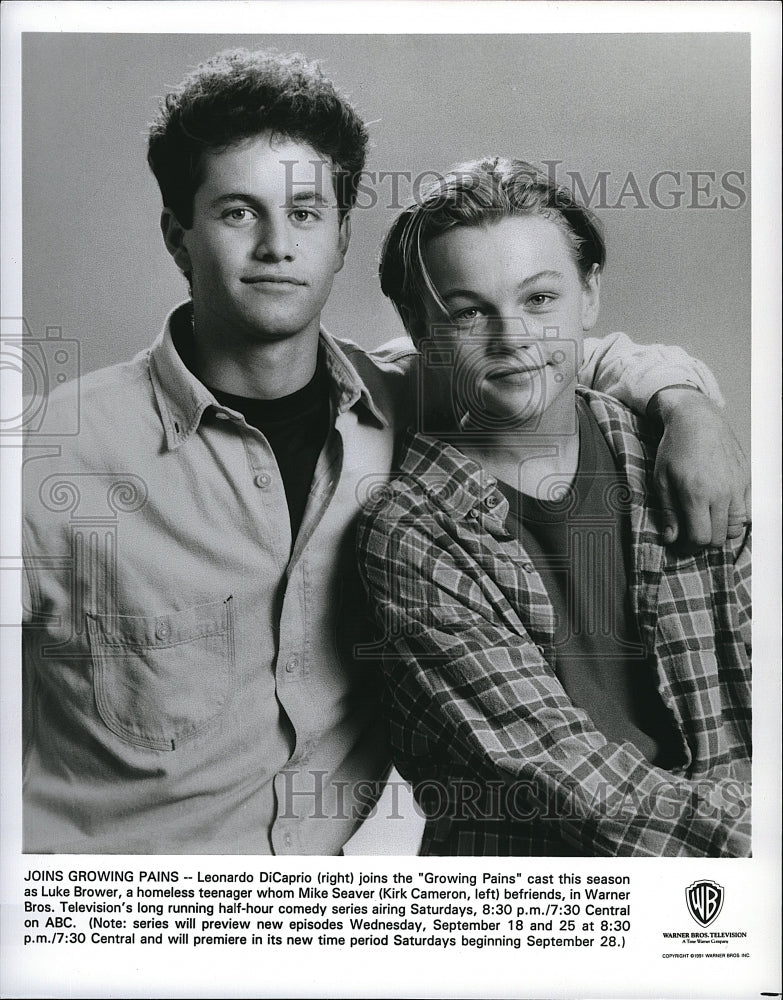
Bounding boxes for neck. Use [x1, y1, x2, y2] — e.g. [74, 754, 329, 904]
[461, 386, 580, 498]
[191, 310, 320, 400]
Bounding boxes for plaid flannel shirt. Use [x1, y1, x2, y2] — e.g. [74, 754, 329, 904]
[358, 388, 751, 857]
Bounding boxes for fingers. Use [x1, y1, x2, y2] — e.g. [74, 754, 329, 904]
[726, 516, 746, 539]
[710, 496, 731, 547]
[656, 474, 716, 555]
[679, 497, 714, 553]
[653, 471, 679, 545]
[666, 482, 749, 550]
[726, 481, 752, 539]
[661, 514, 679, 545]
[651, 408, 750, 551]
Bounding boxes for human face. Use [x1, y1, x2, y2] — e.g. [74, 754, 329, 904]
[164, 133, 349, 346]
[423, 215, 600, 434]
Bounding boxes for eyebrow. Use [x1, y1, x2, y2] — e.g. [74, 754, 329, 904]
[209, 190, 333, 210]
[518, 270, 565, 288]
[290, 191, 332, 206]
[440, 270, 565, 302]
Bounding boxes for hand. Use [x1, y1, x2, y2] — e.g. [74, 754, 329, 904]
[648, 388, 750, 551]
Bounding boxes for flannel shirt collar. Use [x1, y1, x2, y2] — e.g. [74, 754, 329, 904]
[148, 303, 387, 450]
[397, 387, 668, 555]
[397, 427, 511, 534]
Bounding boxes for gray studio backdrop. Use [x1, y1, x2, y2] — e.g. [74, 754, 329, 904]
[22, 33, 750, 450]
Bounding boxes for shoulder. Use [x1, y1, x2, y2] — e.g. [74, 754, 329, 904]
[327, 332, 420, 429]
[357, 433, 446, 555]
[358, 470, 432, 553]
[336, 334, 418, 371]
[576, 386, 661, 482]
[576, 385, 655, 440]
[37, 350, 151, 411]
[333, 333, 417, 387]
[23, 351, 156, 461]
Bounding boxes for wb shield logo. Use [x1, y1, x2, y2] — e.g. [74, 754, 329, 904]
[686, 880, 724, 927]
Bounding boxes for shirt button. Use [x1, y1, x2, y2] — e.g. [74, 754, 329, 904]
[254, 472, 272, 489]
[285, 655, 299, 673]
[155, 619, 171, 641]
[468, 508, 479, 519]
[523, 562, 534, 573]
[485, 494, 499, 508]
[283, 831, 293, 848]
[214, 411, 230, 421]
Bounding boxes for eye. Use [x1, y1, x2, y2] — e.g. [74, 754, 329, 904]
[222, 207, 256, 225]
[290, 208, 320, 224]
[451, 306, 484, 324]
[527, 293, 555, 308]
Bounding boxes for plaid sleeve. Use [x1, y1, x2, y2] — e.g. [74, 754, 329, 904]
[358, 500, 750, 858]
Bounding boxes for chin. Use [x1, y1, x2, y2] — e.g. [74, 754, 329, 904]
[483, 394, 544, 426]
[242, 315, 312, 342]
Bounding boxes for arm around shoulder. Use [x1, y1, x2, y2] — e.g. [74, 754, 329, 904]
[580, 332, 724, 413]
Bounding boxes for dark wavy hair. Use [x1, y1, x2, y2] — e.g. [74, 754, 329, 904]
[147, 48, 369, 227]
[379, 157, 606, 344]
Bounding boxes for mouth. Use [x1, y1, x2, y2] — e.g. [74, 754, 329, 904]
[486, 363, 546, 381]
[241, 275, 306, 286]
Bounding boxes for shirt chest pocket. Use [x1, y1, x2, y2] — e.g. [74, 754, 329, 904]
[86, 596, 235, 751]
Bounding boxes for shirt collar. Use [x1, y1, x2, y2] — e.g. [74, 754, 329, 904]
[148, 303, 387, 451]
[397, 388, 662, 546]
[397, 427, 510, 532]
[396, 396, 670, 652]
[318, 326, 388, 427]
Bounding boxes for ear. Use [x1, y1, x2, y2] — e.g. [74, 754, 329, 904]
[581, 265, 601, 331]
[160, 208, 192, 276]
[334, 213, 351, 274]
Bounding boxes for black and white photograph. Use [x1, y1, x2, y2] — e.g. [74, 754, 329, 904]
[1, 2, 780, 998]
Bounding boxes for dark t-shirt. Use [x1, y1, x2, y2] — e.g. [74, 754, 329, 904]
[210, 364, 330, 542]
[497, 398, 680, 768]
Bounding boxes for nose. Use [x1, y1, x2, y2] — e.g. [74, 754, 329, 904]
[486, 315, 531, 351]
[253, 216, 294, 262]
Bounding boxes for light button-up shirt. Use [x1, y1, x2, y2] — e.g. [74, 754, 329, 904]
[23, 305, 399, 854]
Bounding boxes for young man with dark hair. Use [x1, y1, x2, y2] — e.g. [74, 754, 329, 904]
[359, 158, 751, 856]
[23, 50, 749, 854]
